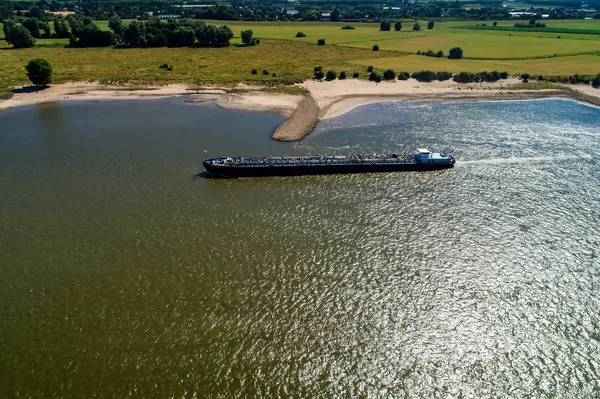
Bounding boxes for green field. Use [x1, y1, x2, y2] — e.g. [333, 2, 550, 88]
[1, 19, 600, 92]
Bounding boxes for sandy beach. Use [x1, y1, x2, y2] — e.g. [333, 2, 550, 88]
[2, 79, 599, 141]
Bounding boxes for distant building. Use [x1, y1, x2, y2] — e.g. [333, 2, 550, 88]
[159, 14, 181, 19]
[320, 12, 330, 20]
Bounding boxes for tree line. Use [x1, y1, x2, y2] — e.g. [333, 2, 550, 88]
[2, 14, 243, 49]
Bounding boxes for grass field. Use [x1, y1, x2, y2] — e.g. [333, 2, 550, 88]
[1, 19, 599, 92]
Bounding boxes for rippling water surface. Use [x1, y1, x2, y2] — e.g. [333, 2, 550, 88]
[1, 98, 599, 398]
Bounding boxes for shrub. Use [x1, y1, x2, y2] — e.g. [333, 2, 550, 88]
[592, 73, 600, 88]
[263, 69, 269, 75]
[367, 65, 374, 72]
[159, 63, 169, 69]
[428, 21, 435, 30]
[326, 70, 337, 80]
[317, 38, 325, 45]
[314, 66, 323, 73]
[436, 50, 444, 58]
[493, 21, 498, 26]
[368, 71, 381, 82]
[241, 29, 253, 46]
[25, 58, 52, 86]
[448, 47, 463, 59]
[352, 72, 360, 78]
[339, 71, 347, 80]
[251, 69, 257, 75]
[380, 21, 391, 31]
[411, 70, 437, 82]
[397, 71, 410, 80]
[500, 71, 509, 79]
[479, 70, 501, 82]
[166, 65, 173, 71]
[453, 71, 478, 83]
[413, 22, 420, 31]
[314, 70, 324, 80]
[416, 50, 422, 55]
[296, 32, 306, 37]
[436, 71, 453, 81]
[372, 44, 379, 51]
[341, 25, 355, 30]
[521, 73, 530, 82]
[538, 75, 545, 81]
[383, 69, 396, 80]
[394, 21, 402, 31]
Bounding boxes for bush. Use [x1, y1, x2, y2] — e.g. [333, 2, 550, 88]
[251, 69, 257, 75]
[326, 70, 337, 80]
[428, 21, 435, 30]
[380, 21, 391, 31]
[339, 71, 347, 80]
[368, 71, 381, 82]
[241, 29, 253, 46]
[493, 21, 498, 26]
[394, 21, 402, 31]
[521, 73, 530, 82]
[538, 75, 545, 81]
[367, 65, 374, 73]
[436, 50, 444, 58]
[592, 73, 600, 88]
[296, 32, 306, 37]
[317, 38, 325, 45]
[500, 71, 509, 79]
[397, 71, 411, 80]
[25, 58, 52, 86]
[341, 25, 355, 30]
[383, 69, 396, 80]
[453, 71, 479, 83]
[448, 47, 463, 59]
[413, 23, 420, 31]
[372, 44, 379, 51]
[314, 66, 323, 73]
[411, 70, 437, 82]
[352, 72, 360, 78]
[263, 69, 269, 75]
[436, 71, 453, 81]
[159, 63, 169, 69]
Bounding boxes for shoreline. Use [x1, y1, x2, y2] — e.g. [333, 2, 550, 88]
[2, 80, 599, 141]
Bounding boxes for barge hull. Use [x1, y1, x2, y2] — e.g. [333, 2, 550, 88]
[203, 162, 453, 178]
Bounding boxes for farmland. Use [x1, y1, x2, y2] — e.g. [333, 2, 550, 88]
[1, 19, 599, 92]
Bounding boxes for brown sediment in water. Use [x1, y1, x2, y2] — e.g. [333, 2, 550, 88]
[271, 94, 320, 141]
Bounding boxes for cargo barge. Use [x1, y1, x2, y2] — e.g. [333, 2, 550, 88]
[202, 148, 455, 178]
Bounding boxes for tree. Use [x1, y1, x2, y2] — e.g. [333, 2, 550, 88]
[380, 20, 391, 31]
[394, 21, 402, 31]
[592, 73, 600, 88]
[124, 21, 146, 47]
[317, 38, 325, 45]
[383, 69, 396, 80]
[330, 9, 341, 22]
[413, 23, 421, 31]
[22, 18, 41, 38]
[448, 47, 463, 59]
[3, 20, 36, 48]
[397, 71, 410, 80]
[241, 29, 253, 46]
[28, 6, 45, 20]
[529, 18, 536, 25]
[427, 21, 435, 30]
[25, 58, 52, 86]
[53, 16, 70, 38]
[108, 15, 124, 36]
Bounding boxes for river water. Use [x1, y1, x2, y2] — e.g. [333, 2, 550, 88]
[1, 98, 599, 398]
